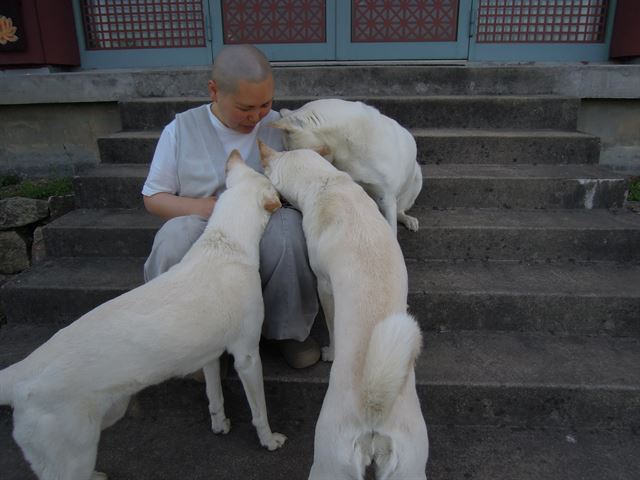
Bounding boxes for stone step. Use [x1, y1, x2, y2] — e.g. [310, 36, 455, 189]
[119, 95, 580, 131]
[8, 64, 628, 103]
[44, 208, 162, 257]
[3, 256, 639, 335]
[72, 163, 628, 210]
[0, 257, 143, 327]
[2, 407, 638, 480]
[400, 207, 640, 263]
[97, 128, 601, 166]
[418, 164, 628, 209]
[408, 260, 640, 336]
[1, 325, 638, 431]
[43, 207, 640, 264]
[73, 164, 148, 209]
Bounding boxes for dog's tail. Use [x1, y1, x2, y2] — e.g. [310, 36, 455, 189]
[360, 312, 422, 427]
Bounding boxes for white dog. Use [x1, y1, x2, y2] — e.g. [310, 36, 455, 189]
[271, 98, 422, 234]
[259, 142, 428, 480]
[0, 151, 286, 480]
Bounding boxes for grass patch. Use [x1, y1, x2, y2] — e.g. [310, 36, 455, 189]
[0, 175, 21, 188]
[629, 177, 640, 202]
[0, 176, 73, 200]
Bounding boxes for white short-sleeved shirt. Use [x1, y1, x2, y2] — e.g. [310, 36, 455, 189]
[142, 104, 265, 197]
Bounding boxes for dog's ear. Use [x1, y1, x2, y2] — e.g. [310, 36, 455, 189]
[225, 149, 245, 174]
[258, 140, 279, 168]
[263, 193, 282, 213]
[270, 118, 299, 133]
[312, 145, 331, 158]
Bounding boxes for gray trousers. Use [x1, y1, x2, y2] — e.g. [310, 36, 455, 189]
[144, 206, 318, 341]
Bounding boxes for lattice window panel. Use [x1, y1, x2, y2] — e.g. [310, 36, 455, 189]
[80, 0, 206, 50]
[221, 0, 326, 44]
[351, 0, 460, 43]
[476, 0, 610, 43]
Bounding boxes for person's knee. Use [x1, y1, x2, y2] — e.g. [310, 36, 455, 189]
[262, 207, 307, 254]
[145, 215, 206, 279]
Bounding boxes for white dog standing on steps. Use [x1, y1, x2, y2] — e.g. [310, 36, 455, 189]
[271, 98, 423, 234]
[0, 151, 286, 480]
[259, 141, 428, 480]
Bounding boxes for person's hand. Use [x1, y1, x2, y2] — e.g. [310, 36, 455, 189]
[143, 193, 217, 220]
[195, 196, 217, 218]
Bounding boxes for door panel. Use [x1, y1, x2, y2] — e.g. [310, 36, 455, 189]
[73, 0, 213, 69]
[469, 0, 617, 62]
[336, 0, 472, 60]
[210, 0, 336, 61]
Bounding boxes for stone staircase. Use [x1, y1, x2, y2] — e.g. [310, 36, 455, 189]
[2, 67, 640, 479]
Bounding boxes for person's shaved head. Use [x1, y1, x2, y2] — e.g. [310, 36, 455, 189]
[212, 45, 272, 94]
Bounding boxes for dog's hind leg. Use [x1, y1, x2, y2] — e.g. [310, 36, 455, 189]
[380, 194, 399, 235]
[317, 279, 335, 362]
[361, 183, 399, 235]
[397, 212, 419, 232]
[397, 167, 422, 232]
[229, 346, 286, 450]
[13, 401, 103, 480]
[101, 395, 130, 430]
[203, 357, 230, 434]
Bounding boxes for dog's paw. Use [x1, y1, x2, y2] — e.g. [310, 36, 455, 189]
[400, 214, 419, 232]
[263, 432, 287, 451]
[211, 416, 231, 434]
[321, 346, 334, 362]
[91, 472, 108, 480]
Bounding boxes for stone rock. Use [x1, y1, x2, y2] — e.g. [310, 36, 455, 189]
[0, 197, 49, 230]
[48, 194, 75, 220]
[0, 231, 29, 274]
[32, 226, 46, 265]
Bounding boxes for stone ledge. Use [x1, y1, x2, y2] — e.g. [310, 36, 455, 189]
[1, 64, 640, 105]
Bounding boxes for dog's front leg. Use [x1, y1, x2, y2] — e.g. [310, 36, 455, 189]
[317, 279, 335, 362]
[203, 357, 231, 434]
[232, 348, 287, 450]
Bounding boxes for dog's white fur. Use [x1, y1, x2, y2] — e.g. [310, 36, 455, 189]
[259, 142, 428, 480]
[0, 151, 286, 480]
[272, 98, 423, 234]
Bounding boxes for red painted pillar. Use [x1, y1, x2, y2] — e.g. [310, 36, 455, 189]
[0, 0, 80, 67]
[610, 0, 640, 58]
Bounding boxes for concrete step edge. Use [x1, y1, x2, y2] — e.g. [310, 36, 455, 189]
[98, 127, 600, 141]
[1, 325, 638, 394]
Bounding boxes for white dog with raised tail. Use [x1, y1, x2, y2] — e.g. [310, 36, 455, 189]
[0, 150, 286, 480]
[271, 98, 422, 234]
[259, 141, 428, 480]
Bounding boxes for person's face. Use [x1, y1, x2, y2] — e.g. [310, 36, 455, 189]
[208, 75, 274, 134]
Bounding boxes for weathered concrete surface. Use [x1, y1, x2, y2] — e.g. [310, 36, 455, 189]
[2, 64, 640, 104]
[98, 128, 602, 166]
[1, 64, 639, 176]
[4, 252, 640, 330]
[578, 99, 640, 174]
[118, 95, 581, 131]
[69, 162, 632, 210]
[0, 102, 121, 176]
[2, 406, 638, 480]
